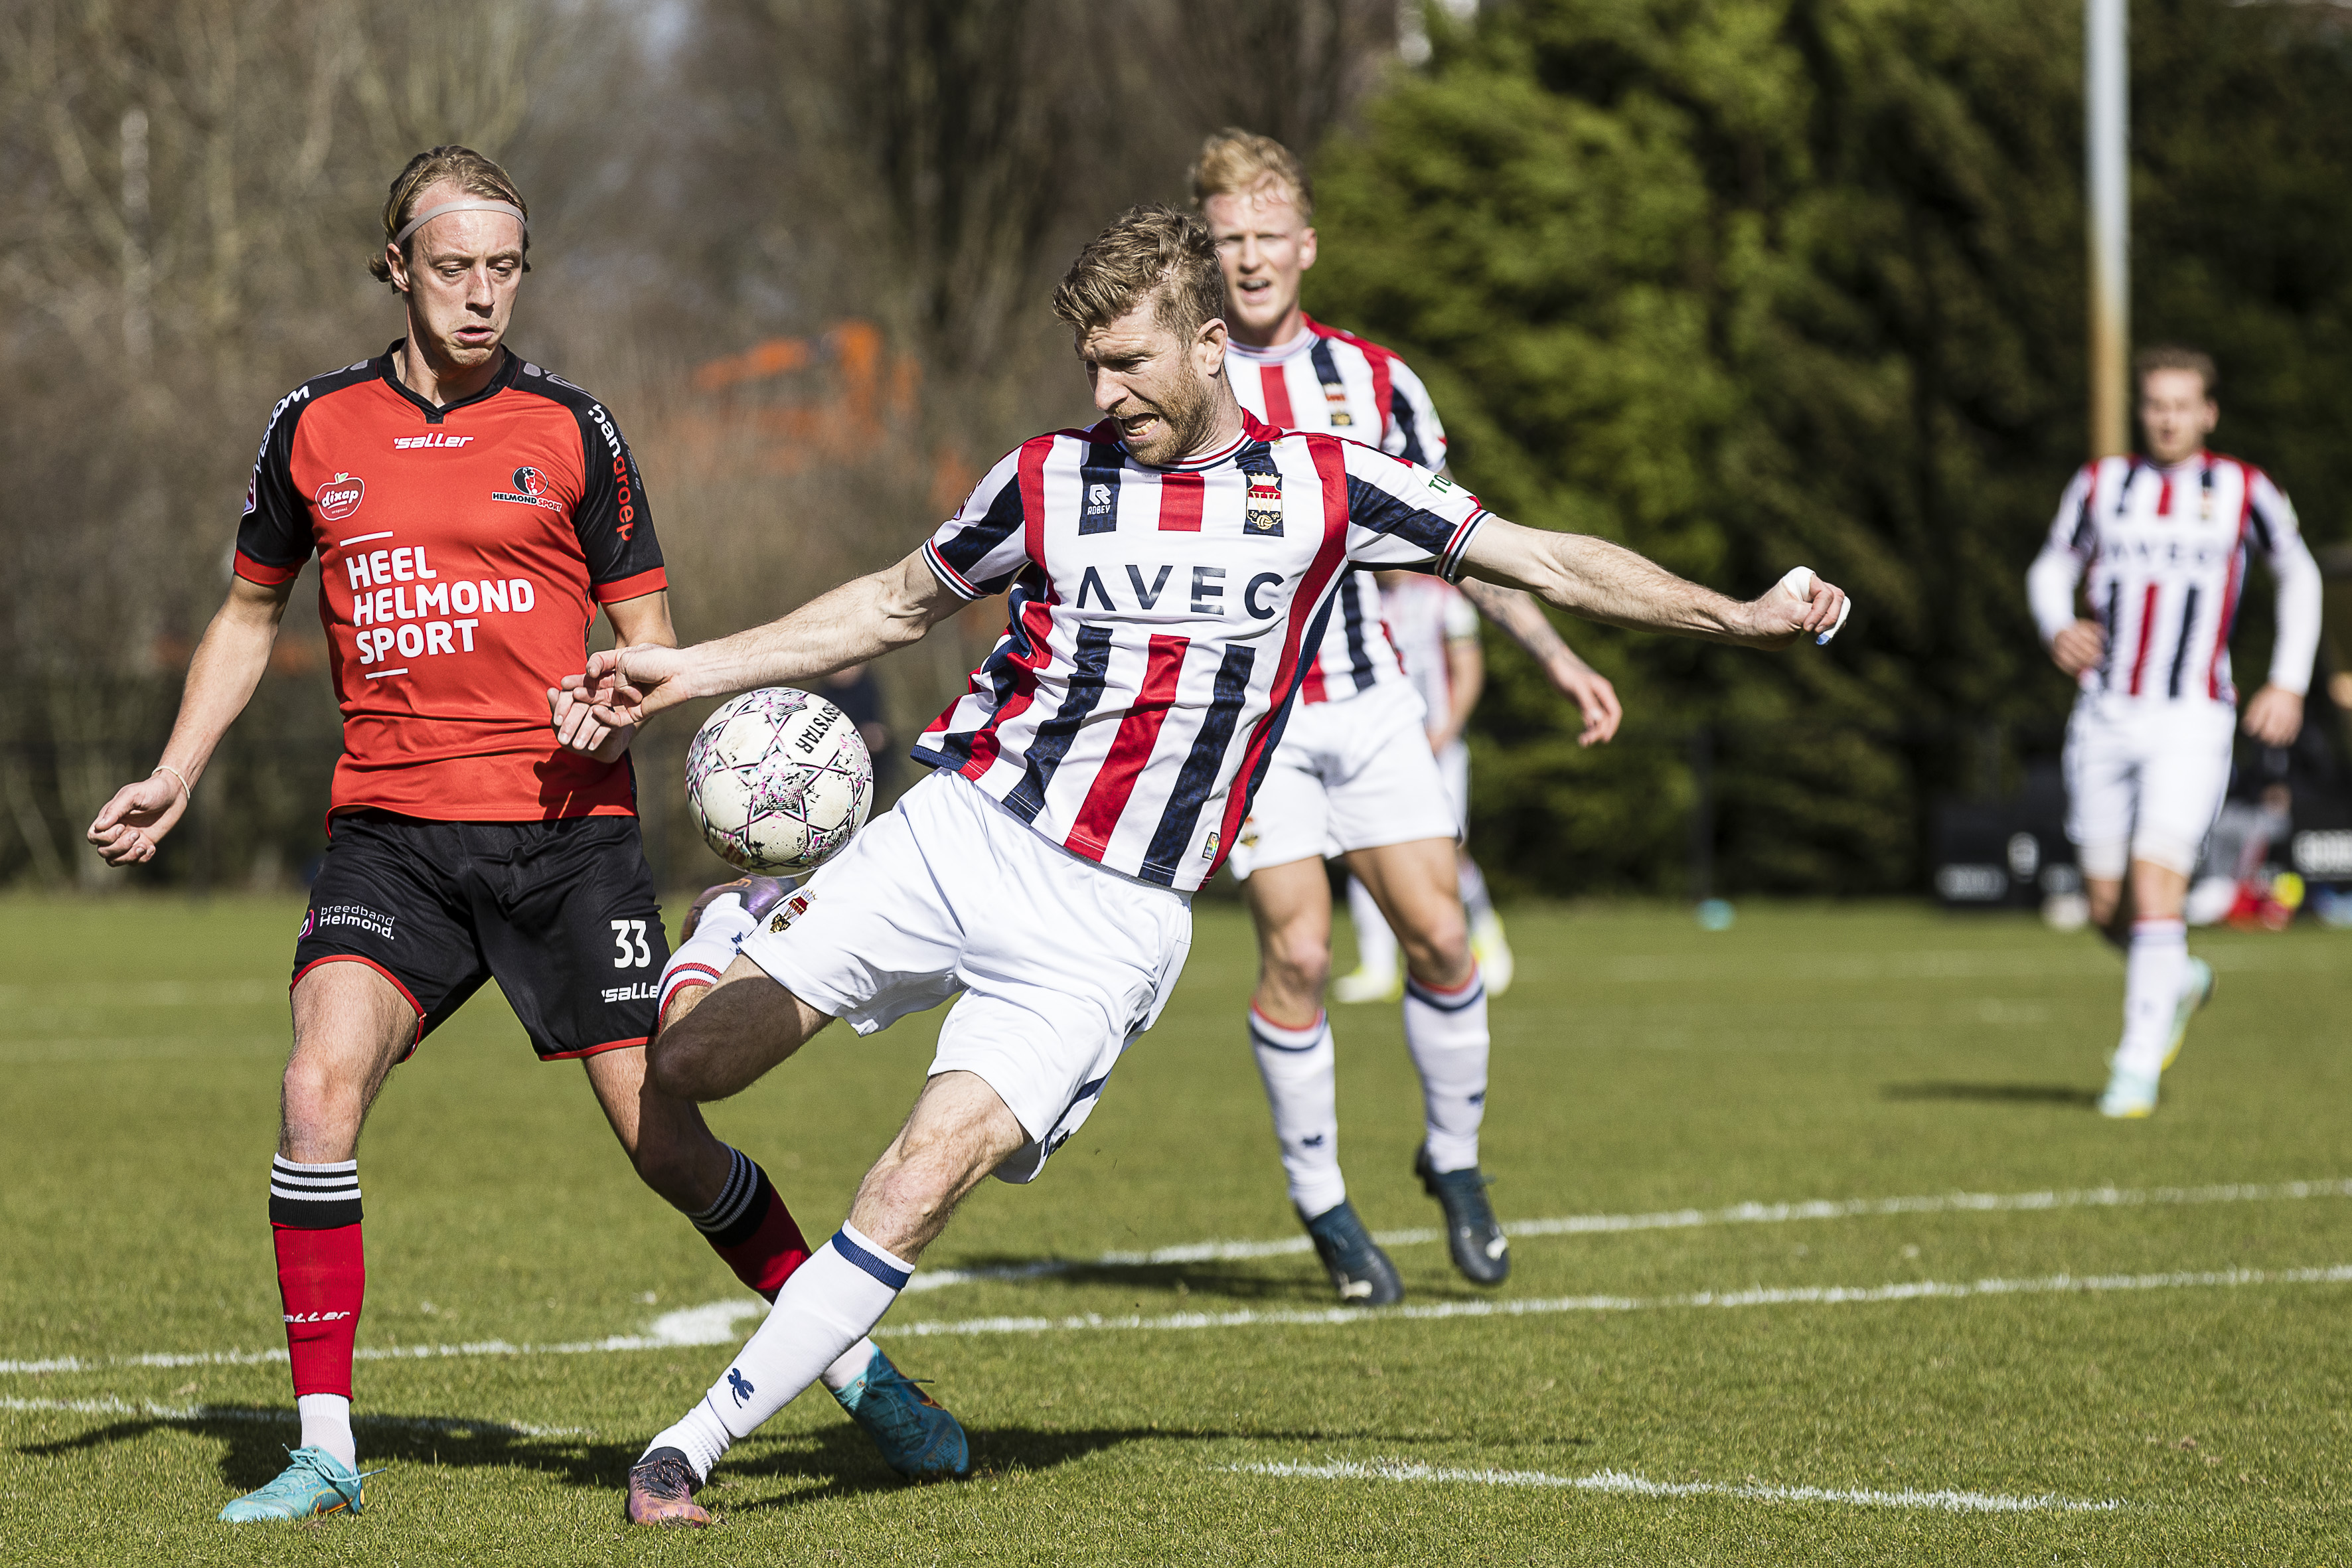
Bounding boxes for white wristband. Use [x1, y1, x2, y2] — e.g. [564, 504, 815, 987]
[153, 764, 192, 800]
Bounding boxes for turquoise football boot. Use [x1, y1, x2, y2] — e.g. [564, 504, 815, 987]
[218, 1445, 370, 1522]
[831, 1349, 971, 1480]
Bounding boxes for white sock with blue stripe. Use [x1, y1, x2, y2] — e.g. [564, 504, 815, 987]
[1404, 967, 1488, 1173]
[1249, 1006, 1346, 1217]
[641, 1222, 913, 1480]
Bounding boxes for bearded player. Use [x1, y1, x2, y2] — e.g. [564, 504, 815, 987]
[84, 147, 963, 1524]
[560, 204, 1847, 1526]
[2026, 345, 2321, 1117]
[1192, 130, 1622, 1303]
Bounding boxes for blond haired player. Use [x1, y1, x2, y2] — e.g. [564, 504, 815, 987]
[564, 205, 1845, 1526]
[85, 147, 962, 1523]
[2027, 345, 2321, 1117]
[1192, 130, 1621, 1302]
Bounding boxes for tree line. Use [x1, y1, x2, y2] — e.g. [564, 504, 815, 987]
[3, 0, 2345, 897]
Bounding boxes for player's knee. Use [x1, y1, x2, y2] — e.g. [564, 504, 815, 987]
[1265, 927, 1332, 996]
[1396, 907, 1470, 979]
[647, 1029, 714, 1101]
[279, 1052, 365, 1137]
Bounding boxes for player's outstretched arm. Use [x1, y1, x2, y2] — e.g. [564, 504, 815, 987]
[1457, 578, 1623, 745]
[1458, 518, 1847, 649]
[86, 576, 293, 866]
[550, 590, 676, 762]
[574, 548, 965, 726]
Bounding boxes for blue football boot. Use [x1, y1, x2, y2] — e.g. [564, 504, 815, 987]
[1302, 1198, 1404, 1306]
[217, 1445, 371, 1522]
[1416, 1145, 1510, 1285]
[832, 1348, 971, 1480]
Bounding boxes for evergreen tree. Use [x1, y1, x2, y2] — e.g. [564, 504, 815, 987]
[1309, 0, 2352, 895]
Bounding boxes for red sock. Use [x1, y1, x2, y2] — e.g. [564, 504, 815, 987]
[273, 1222, 365, 1397]
[692, 1149, 812, 1302]
[269, 1155, 365, 1397]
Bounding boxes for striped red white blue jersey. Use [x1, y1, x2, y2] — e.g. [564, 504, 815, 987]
[1226, 317, 1447, 704]
[2026, 451, 2322, 704]
[1381, 574, 1481, 730]
[914, 411, 1488, 891]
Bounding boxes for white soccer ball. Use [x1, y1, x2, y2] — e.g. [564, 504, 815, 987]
[683, 688, 874, 874]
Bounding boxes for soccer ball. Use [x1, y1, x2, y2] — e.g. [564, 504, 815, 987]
[683, 688, 873, 874]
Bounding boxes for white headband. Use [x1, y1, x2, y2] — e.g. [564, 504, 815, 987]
[392, 199, 527, 248]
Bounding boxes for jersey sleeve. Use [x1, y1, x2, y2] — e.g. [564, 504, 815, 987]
[2248, 468, 2324, 696]
[922, 443, 1032, 601]
[2025, 463, 2096, 644]
[1338, 440, 1486, 581]
[232, 388, 317, 586]
[572, 401, 667, 603]
[1380, 355, 1449, 469]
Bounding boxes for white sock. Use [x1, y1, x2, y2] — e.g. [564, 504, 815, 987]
[658, 895, 757, 1016]
[1249, 1007, 1347, 1217]
[1404, 967, 1489, 1172]
[818, 1336, 880, 1395]
[297, 1393, 356, 1471]
[641, 1224, 911, 1480]
[1344, 876, 1398, 978]
[1458, 857, 1495, 925]
[2113, 919, 2188, 1076]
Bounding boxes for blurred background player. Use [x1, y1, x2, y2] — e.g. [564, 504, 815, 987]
[1334, 571, 1517, 1002]
[1192, 131, 1620, 1305]
[2026, 344, 2321, 1118]
[84, 147, 961, 1524]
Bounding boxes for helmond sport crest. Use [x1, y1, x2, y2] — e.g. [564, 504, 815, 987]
[683, 687, 874, 875]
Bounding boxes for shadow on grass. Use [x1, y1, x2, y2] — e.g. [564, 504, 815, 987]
[15, 1404, 1375, 1509]
[1879, 1081, 2102, 1108]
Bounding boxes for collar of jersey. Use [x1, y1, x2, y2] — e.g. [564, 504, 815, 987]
[1113, 420, 1259, 472]
[1221, 317, 1326, 367]
[376, 339, 524, 423]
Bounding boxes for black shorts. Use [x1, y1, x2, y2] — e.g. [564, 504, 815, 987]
[293, 811, 669, 1061]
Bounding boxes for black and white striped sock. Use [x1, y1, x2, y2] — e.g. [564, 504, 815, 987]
[269, 1156, 362, 1229]
[689, 1147, 761, 1240]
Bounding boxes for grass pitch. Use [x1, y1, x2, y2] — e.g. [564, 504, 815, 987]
[3, 890, 2350, 1564]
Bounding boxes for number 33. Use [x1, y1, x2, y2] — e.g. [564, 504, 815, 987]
[610, 919, 651, 968]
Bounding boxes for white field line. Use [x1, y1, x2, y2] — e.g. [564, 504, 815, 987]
[7, 1176, 2347, 1370]
[878, 1264, 2352, 1340]
[0, 1395, 586, 1438]
[919, 1176, 2352, 1282]
[1224, 1458, 2120, 1515]
[9, 1264, 2350, 1375]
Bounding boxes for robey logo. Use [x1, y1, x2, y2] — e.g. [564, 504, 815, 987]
[315, 473, 364, 522]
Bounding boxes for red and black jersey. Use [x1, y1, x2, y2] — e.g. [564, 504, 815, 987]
[235, 343, 667, 821]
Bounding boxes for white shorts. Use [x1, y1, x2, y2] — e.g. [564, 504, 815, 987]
[1227, 680, 1460, 878]
[738, 769, 1192, 1183]
[2063, 696, 2238, 880]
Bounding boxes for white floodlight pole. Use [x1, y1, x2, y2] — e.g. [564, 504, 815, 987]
[2086, 0, 2130, 459]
